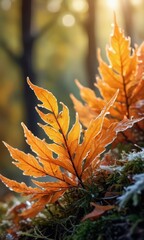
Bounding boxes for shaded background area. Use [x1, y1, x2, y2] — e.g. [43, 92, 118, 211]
[0, 0, 144, 196]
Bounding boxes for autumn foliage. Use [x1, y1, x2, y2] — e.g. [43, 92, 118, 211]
[71, 16, 144, 144]
[0, 18, 144, 221]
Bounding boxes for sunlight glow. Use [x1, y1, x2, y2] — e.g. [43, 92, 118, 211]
[130, 0, 142, 6]
[62, 14, 75, 27]
[71, 0, 88, 12]
[47, 0, 62, 12]
[106, 0, 119, 10]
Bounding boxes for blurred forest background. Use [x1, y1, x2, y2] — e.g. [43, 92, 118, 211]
[0, 0, 144, 196]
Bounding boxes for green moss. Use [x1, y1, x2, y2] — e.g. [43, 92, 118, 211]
[122, 159, 144, 175]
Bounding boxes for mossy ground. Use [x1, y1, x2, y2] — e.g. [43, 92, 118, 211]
[0, 146, 144, 240]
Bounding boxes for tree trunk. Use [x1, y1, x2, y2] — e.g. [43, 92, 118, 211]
[21, 0, 39, 136]
[85, 0, 98, 89]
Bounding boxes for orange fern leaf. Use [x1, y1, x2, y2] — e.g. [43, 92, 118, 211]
[81, 202, 114, 221]
[72, 17, 144, 144]
[0, 79, 142, 218]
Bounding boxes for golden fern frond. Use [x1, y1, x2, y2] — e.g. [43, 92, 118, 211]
[72, 17, 144, 144]
[0, 78, 142, 218]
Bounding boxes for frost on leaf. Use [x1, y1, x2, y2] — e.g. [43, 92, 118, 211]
[118, 173, 144, 208]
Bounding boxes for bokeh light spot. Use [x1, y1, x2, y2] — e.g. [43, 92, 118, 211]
[71, 0, 88, 12]
[131, 0, 142, 6]
[62, 14, 75, 27]
[106, 0, 119, 10]
[1, 0, 11, 11]
[47, 0, 62, 12]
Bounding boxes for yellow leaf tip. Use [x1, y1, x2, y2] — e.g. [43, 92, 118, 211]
[113, 12, 117, 25]
[26, 77, 31, 87]
[27, 77, 35, 90]
[21, 122, 26, 128]
[2, 141, 7, 147]
[75, 80, 83, 89]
